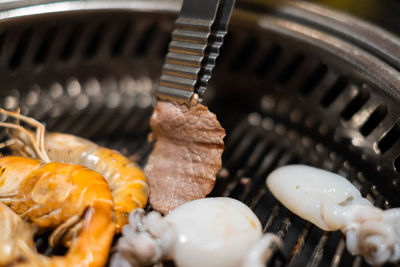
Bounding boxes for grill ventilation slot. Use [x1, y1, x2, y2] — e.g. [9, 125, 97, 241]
[360, 103, 388, 136]
[320, 76, 348, 108]
[254, 44, 281, 77]
[378, 120, 400, 154]
[231, 36, 258, 72]
[299, 63, 327, 96]
[340, 86, 369, 120]
[34, 26, 58, 65]
[395, 156, 400, 173]
[110, 22, 131, 57]
[9, 27, 33, 70]
[134, 23, 157, 56]
[278, 53, 304, 85]
[60, 24, 84, 61]
[84, 23, 107, 59]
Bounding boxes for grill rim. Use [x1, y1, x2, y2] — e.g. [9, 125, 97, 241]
[1, 0, 399, 99]
[0, 0, 181, 21]
[0, 1, 399, 266]
[239, 12, 400, 100]
[1, 0, 400, 70]
[238, 0, 400, 72]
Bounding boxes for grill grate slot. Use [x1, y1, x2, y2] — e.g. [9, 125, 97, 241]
[66, 108, 106, 136]
[299, 63, 328, 96]
[134, 23, 158, 56]
[254, 43, 282, 78]
[340, 86, 370, 121]
[244, 145, 286, 205]
[320, 76, 348, 108]
[277, 54, 304, 86]
[230, 36, 258, 73]
[395, 156, 400, 173]
[34, 26, 58, 65]
[110, 21, 132, 57]
[360, 103, 388, 136]
[377, 120, 400, 154]
[287, 221, 313, 266]
[60, 24, 84, 61]
[9, 27, 33, 70]
[84, 22, 108, 59]
[0, 32, 6, 58]
[326, 84, 358, 115]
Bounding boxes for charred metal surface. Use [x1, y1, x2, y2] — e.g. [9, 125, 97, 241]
[0, 1, 399, 266]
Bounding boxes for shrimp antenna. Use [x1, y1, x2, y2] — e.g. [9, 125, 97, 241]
[0, 108, 50, 162]
[0, 121, 48, 162]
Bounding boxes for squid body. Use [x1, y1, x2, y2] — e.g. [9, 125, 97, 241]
[111, 197, 282, 267]
[267, 165, 400, 265]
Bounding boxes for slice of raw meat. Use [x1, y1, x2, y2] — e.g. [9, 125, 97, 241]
[144, 100, 225, 214]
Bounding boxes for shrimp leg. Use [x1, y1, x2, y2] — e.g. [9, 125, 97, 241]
[0, 202, 36, 266]
[0, 108, 49, 162]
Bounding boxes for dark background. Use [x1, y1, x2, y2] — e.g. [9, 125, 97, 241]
[306, 0, 400, 36]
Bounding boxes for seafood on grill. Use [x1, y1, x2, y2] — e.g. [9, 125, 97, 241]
[144, 99, 225, 214]
[111, 197, 282, 267]
[0, 155, 115, 266]
[0, 108, 150, 232]
[0, 202, 36, 266]
[12, 202, 114, 267]
[267, 164, 400, 265]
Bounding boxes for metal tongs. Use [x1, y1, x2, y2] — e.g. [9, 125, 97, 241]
[156, 0, 236, 105]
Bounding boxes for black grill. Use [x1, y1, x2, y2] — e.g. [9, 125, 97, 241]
[0, 1, 400, 266]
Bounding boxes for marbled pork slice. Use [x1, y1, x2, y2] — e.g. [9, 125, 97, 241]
[144, 100, 225, 214]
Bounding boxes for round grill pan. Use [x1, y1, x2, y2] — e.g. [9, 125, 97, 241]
[0, 1, 400, 266]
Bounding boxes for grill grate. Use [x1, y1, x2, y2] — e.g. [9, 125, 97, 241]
[10, 78, 390, 266]
[0, 1, 399, 266]
[213, 112, 392, 266]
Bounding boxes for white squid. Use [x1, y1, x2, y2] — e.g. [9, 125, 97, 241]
[266, 164, 400, 265]
[111, 197, 282, 267]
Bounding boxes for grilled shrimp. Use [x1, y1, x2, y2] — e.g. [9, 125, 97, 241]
[0, 108, 149, 232]
[17, 201, 114, 267]
[42, 132, 149, 231]
[0, 156, 113, 230]
[0, 202, 36, 266]
[0, 155, 115, 266]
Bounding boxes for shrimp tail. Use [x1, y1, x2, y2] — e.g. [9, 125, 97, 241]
[63, 200, 115, 266]
[18, 200, 115, 267]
